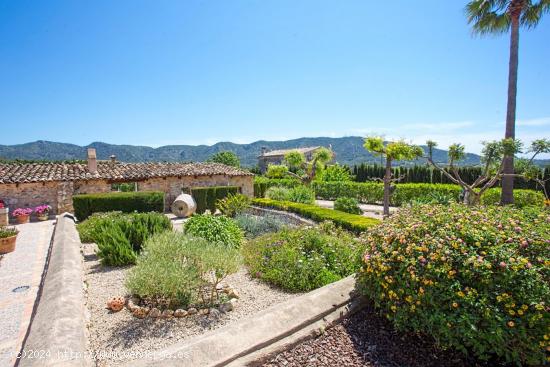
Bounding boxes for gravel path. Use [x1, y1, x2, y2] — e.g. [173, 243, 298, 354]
[82, 243, 300, 367]
[264, 304, 482, 367]
[315, 200, 398, 220]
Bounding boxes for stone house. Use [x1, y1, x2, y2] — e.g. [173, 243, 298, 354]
[0, 148, 254, 215]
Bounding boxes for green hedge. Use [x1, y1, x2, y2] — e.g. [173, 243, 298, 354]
[311, 181, 544, 207]
[254, 177, 302, 197]
[480, 188, 544, 207]
[73, 191, 165, 221]
[191, 186, 240, 214]
[252, 198, 379, 233]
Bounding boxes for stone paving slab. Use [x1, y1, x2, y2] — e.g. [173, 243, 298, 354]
[315, 199, 398, 219]
[0, 220, 55, 367]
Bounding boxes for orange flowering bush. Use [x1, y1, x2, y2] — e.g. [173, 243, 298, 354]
[358, 204, 550, 365]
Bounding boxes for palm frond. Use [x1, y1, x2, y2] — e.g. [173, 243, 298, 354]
[521, 0, 550, 28]
[466, 0, 511, 35]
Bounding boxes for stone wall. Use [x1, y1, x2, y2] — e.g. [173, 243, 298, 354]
[0, 175, 253, 216]
[0, 182, 59, 215]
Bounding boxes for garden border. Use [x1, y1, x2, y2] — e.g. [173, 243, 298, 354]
[18, 213, 92, 367]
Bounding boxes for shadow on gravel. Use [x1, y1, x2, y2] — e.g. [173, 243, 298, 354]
[341, 304, 483, 367]
[264, 302, 492, 367]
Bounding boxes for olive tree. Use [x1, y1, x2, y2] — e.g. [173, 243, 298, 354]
[269, 147, 334, 185]
[512, 139, 550, 200]
[425, 138, 549, 205]
[364, 137, 423, 217]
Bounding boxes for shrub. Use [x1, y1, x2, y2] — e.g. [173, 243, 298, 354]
[242, 225, 363, 292]
[183, 214, 244, 248]
[287, 185, 316, 204]
[190, 186, 240, 214]
[358, 204, 550, 365]
[126, 231, 241, 309]
[317, 164, 353, 182]
[252, 198, 379, 233]
[265, 186, 291, 201]
[334, 197, 361, 214]
[480, 188, 544, 208]
[73, 191, 164, 221]
[234, 213, 287, 238]
[77, 212, 172, 266]
[253, 176, 302, 197]
[216, 194, 250, 217]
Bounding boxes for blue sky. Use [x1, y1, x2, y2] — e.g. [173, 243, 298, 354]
[0, 0, 549, 155]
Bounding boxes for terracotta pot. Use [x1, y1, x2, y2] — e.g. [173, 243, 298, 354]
[15, 214, 30, 224]
[37, 214, 49, 221]
[0, 235, 17, 254]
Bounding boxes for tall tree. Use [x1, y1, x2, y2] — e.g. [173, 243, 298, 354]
[466, 0, 550, 205]
[207, 151, 240, 167]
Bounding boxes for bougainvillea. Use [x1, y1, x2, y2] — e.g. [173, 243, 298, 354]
[358, 204, 550, 365]
[12, 208, 33, 217]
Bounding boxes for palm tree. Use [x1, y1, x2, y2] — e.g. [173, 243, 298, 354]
[466, 0, 549, 205]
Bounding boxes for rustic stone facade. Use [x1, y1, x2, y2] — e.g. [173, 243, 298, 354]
[0, 175, 253, 216]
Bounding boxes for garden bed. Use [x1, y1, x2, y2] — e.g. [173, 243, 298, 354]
[82, 243, 302, 367]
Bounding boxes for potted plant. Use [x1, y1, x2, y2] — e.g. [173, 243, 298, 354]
[0, 226, 18, 254]
[0, 200, 8, 226]
[12, 208, 33, 224]
[34, 205, 52, 221]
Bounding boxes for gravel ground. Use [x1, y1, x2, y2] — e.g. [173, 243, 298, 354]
[264, 304, 484, 367]
[81, 243, 300, 367]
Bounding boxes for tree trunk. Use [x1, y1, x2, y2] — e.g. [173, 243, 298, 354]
[501, 13, 520, 205]
[463, 189, 480, 206]
[383, 157, 392, 217]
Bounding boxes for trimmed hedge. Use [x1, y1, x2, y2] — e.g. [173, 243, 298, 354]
[254, 177, 302, 197]
[481, 188, 544, 208]
[252, 198, 379, 232]
[73, 191, 165, 221]
[311, 181, 544, 207]
[191, 186, 240, 214]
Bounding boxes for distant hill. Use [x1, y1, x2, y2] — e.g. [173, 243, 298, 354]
[0, 137, 548, 168]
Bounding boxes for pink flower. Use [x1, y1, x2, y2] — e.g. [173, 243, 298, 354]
[499, 261, 507, 269]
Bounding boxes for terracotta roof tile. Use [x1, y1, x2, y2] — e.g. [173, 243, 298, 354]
[0, 162, 252, 184]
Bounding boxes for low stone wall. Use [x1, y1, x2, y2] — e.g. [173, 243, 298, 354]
[19, 214, 92, 367]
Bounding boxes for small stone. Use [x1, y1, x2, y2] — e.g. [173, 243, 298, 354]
[198, 308, 209, 315]
[226, 289, 240, 299]
[162, 309, 174, 319]
[149, 307, 161, 318]
[174, 309, 188, 318]
[132, 307, 147, 319]
[209, 308, 221, 319]
[107, 296, 125, 312]
[219, 302, 234, 313]
[187, 307, 198, 315]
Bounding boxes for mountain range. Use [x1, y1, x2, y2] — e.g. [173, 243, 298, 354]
[0, 137, 548, 168]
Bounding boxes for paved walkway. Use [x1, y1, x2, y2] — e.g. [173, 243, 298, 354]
[315, 200, 398, 219]
[0, 220, 55, 367]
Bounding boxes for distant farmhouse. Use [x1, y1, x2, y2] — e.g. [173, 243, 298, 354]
[258, 146, 328, 173]
[0, 148, 253, 214]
